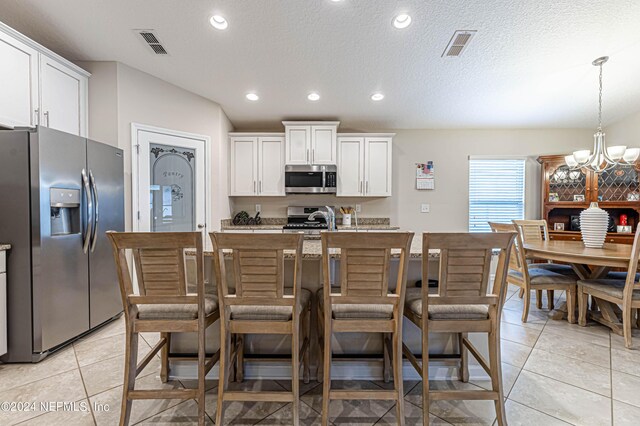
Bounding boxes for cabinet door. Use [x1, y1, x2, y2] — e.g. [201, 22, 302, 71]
[337, 137, 365, 196]
[258, 136, 285, 196]
[0, 31, 39, 128]
[364, 137, 392, 196]
[40, 56, 88, 136]
[285, 126, 310, 165]
[230, 137, 258, 196]
[311, 125, 337, 165]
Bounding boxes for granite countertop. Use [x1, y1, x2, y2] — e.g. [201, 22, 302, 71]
[0, 244, 11, 251]
[200, 234, 437, 259]
[221, 217, 398, 231]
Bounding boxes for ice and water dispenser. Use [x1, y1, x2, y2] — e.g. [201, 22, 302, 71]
[50, 188, 81, 236]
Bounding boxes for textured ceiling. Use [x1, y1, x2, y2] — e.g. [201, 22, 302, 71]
[2, 0, 640, 130]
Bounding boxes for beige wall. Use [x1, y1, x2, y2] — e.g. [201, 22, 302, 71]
[232, 128, 593, 232]
[606, 110, 640, 147]
[79, 61, 233, 233]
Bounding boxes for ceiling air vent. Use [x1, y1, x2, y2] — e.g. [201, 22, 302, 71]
[135, 30, 168, 55]
[442, 30, 477, 57]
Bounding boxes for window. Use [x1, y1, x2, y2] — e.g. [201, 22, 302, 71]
[469, 158, 526, 232]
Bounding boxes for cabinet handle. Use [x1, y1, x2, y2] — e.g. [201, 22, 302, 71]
[312, 149, 315, 164]
[34, 108, 40, 125]
[259, 181, 262, 193]
[366, 181, 369, 194]
[306, 149, 309, 163]
[44, 111, 50, 127]
[253, 181, 256, 193]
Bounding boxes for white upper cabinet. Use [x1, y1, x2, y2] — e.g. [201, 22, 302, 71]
[337, 137, 365, 196]
[229, 134, 285, 197]
[284, 121, 338, 165]
[257, 136, 285, 196]
[364, 137, 392, 196]
[0, 30, 39, 128]
[40, 56, 88, 137]
[284, 125, 310, 165]
[230, 136, 258, 196]
[337, 134, 393, 197]
[311, 125, 337, 165]
[0, 22, 89, 136]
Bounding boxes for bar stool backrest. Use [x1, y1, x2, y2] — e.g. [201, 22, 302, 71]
[489, 222, 525, 276]
[423, 232, 516, 311]
[512, 219, 549, 242]
[210, 232, 304, 308]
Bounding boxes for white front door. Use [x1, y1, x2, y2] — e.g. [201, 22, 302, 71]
[134, 126, 207, 233]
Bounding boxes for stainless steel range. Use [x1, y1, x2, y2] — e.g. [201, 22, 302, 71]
[282, 206, 335, 235]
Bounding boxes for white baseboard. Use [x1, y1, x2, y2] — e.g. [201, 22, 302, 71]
[168, 359, 490, 382]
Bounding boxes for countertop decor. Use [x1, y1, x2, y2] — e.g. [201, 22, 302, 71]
[0, 244, 11, 251]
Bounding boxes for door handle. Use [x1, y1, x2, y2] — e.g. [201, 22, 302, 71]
[81, 169, 92, 254]
[44, 111, 50, 127]
[89, 170, 99, 252]
[34, 108, 39, 126]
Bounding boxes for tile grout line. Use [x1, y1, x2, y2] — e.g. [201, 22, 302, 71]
[73, 343, 98, 425]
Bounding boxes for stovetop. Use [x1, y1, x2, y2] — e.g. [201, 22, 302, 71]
[283, 222, 328, 230]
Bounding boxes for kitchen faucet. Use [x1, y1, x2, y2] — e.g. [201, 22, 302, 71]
[308, 206, 336, 231]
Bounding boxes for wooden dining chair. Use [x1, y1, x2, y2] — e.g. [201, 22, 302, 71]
[318, 232, 414, 426]
[210, 232, 311, 426]
[106, 232, 220, 426]
[403, 232, 515, 426]
[495, 221, 579, 322]
[578, 227, 640, 348]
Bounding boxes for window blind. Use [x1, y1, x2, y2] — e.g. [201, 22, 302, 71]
[469, 158, 526, 233]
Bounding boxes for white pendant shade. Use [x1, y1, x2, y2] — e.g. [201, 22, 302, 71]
[606, 145, 627, 160]
[623, 148, 640, 163]
[573, 150, 591, 163]
[565, 155, 578, 168]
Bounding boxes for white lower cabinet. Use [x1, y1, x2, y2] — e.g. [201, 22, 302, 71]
[337, 134, 393, 197]
[0, 22, 89, 136]
[229, 134, 285, 196]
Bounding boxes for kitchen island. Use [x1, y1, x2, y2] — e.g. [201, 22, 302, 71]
[171, 233, 493, 382]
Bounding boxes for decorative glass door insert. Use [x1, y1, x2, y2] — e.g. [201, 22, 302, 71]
[149, 144, 196, 232]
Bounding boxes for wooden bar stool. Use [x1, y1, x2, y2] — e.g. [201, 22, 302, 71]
[106, 232, 220, 426]
[210, 232, 311, 426]
[318, 232, 414, 426]
[403, 232, 516, 426]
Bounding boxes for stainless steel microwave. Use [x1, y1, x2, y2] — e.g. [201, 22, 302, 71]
[285, 165, 337, 194]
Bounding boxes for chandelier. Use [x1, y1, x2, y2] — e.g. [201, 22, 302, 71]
[565, 56, 639, 173]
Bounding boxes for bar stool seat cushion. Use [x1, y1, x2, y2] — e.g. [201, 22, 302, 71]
[508, 267, 578, 286]
[317, 288, 394, 319]
[137, 295, 219, 320]
[532, 263, 578, 277]
[606, 271, 640, 281]
[578, 279, 640, 300]
[404, 288, 489, 320]
[231, 288, 311, 321]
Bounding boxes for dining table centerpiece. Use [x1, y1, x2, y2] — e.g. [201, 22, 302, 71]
[579, 202, 609, 248]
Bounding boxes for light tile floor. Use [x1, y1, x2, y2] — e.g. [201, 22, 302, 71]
[1, 285, 639, 425]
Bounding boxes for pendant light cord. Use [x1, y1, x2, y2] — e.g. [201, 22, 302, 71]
[598, 62, 603, 131]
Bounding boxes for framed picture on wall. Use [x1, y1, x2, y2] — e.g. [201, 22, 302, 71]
[573, 194, 585, 202]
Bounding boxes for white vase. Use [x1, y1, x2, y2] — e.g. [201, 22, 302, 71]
[580, 202, 609, 248]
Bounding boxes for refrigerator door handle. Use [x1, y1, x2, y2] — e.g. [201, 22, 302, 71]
[81, 169, 93, 254]
[89, 170, 99, 252]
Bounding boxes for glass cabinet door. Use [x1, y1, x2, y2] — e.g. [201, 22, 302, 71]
[548, 164, 588, 202]
[597, 164, 640, 202]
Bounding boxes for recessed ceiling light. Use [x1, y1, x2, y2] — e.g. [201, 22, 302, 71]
[209, 15, 228, 30]
[392, 14, 412, 29]
[371, 93, 385, 101]
[307, 92, 320, 101]
[245, 93, 259, 101]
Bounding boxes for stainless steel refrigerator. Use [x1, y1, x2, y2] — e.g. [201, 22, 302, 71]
[0, 126, 124, 362]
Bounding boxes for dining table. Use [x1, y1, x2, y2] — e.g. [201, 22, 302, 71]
[523, 240, 633, 335]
